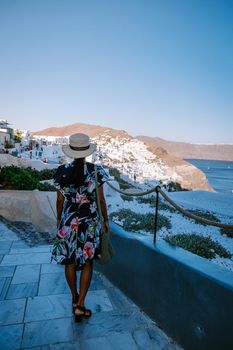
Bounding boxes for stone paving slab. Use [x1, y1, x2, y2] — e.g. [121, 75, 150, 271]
[9, 246, 51, 254]
[6, 282, 38, 299]
[11, 241, 30, 249]
[107, 332, 139, 350]
[41, 263, 64, 274]
[0, 223, 20, 241]
[0, 277, 6, 295]
[72, 308, 151, 340]
[38, 272, 70, 296]
[22, 317, 74, 348]
[0, 266, 15, 278]
[12, 265, 41, 284]
[0, 298, 26, 325]
[0, 324, 24, 350]
[0, 277, 12, 300]
[0, 252, 51, 266]
[0, 249, 10, 254]
[0, 241, 13, 249]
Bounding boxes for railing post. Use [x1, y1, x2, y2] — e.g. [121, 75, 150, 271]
[154, 186, 160, 244]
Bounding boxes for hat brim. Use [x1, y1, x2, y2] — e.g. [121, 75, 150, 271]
[62, 143, 96, 159]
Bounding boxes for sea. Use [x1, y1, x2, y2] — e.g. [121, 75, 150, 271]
[186, 159, 233, 195]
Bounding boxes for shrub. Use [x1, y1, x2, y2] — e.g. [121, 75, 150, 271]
[0, 165, 56, 191]
[120, 194, 134, 201]
[110, 208, 171, 233]
[163, 181, 186, 192]
[37, 168, 57, 181]
[108, 168, 132, 189]
[136, 195, 176, 213]
[23, 168, 56, 181]
[137, 195, 156, 206]
[187, 209, 220, 226]
[164, 233, 232, 259]
[4, 140, 14, 149]
[0, 166, 38, 190]
[37, 182, 56, 191]
[220, 227, 233, 238]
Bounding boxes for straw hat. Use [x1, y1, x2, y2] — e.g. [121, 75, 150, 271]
[62, 133, 96, 158]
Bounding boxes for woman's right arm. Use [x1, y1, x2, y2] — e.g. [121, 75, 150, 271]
[56, 189, 64, 228]
[98, 185, 110, 237]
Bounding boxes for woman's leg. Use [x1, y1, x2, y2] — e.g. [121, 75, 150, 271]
[78, 260, 93, 307]
[64, 263, 79, 303]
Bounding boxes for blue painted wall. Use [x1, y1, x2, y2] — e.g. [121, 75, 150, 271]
[96, 222, 233, 350]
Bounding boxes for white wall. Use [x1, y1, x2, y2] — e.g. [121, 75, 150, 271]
[0, 190, 57, 234]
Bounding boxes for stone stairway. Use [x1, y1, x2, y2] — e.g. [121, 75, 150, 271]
[0, 218, 182, 350]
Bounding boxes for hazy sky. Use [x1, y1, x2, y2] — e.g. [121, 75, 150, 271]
[0, 0, 232, 144]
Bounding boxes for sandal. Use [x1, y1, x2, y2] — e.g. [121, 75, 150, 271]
[74, 305, 92, 323]
[74, 305, 85, 323]
[78, 305, 92, 318]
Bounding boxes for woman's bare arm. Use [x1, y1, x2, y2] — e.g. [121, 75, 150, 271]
[56, 189, 64, 228]
[98, 185, 110, 236]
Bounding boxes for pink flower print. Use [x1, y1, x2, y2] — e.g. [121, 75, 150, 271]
[58, 226, 70, 238]
[76, 193, 90, 204]
[83, 242, 95, 259]
[71, 218, 79, 233]
[90, 202, 97, 214]
[87, 181, 95, 193]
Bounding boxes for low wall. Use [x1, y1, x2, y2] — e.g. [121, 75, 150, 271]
[96, 222, 233, 350]
[0, 190, 57, 234]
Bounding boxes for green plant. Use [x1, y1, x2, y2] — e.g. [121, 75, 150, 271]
[164, 181, 186, 192]
[220, 227, 233, 238]
[108, 167, 132, 189]
[37, 182, 56, 191]
[164, 233, 231, 259]
[110, 208, 171, 233]
[187, 209, 220, 226]
[23, 168, 56, 181]
[120, 194, 133, 201]
[136, 196, 176, 213]
[0, 165, 38, 190]
[0, 165, 56, 191]
[4, 140, 14, 149]
[137, 195, 156, 206]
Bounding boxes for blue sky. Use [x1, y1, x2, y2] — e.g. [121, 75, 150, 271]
[0, 0, 232, 144]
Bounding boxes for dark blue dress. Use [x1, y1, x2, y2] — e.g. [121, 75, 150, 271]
[50, 161, 109, 269]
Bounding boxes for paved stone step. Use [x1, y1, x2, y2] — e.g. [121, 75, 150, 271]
[0, 215, 53, 246]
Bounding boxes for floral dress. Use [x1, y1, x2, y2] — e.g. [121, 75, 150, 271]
[50, 161, 109, 269]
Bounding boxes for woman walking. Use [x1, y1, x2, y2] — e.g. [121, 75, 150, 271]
[50, 133, 110, 322]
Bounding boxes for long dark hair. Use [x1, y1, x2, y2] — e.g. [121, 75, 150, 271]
[70, 158, 85, 187]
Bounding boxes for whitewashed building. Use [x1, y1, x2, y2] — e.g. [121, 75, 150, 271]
[0, 120, 14, 148]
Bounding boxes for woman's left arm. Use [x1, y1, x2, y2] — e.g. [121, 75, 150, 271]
[56, 189, 64, 228]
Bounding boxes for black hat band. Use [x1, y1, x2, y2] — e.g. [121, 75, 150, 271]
[69, 145, 90, 151]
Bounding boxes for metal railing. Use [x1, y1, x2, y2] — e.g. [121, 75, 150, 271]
[106, 182, 233, 244]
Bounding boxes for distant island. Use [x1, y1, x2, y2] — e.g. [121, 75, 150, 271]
[137, 136, 233, 161]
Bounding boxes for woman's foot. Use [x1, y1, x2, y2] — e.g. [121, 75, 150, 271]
[74, 305, 85, 323]
[72, 293, 79, 314]
[74, 305, 92, 322]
